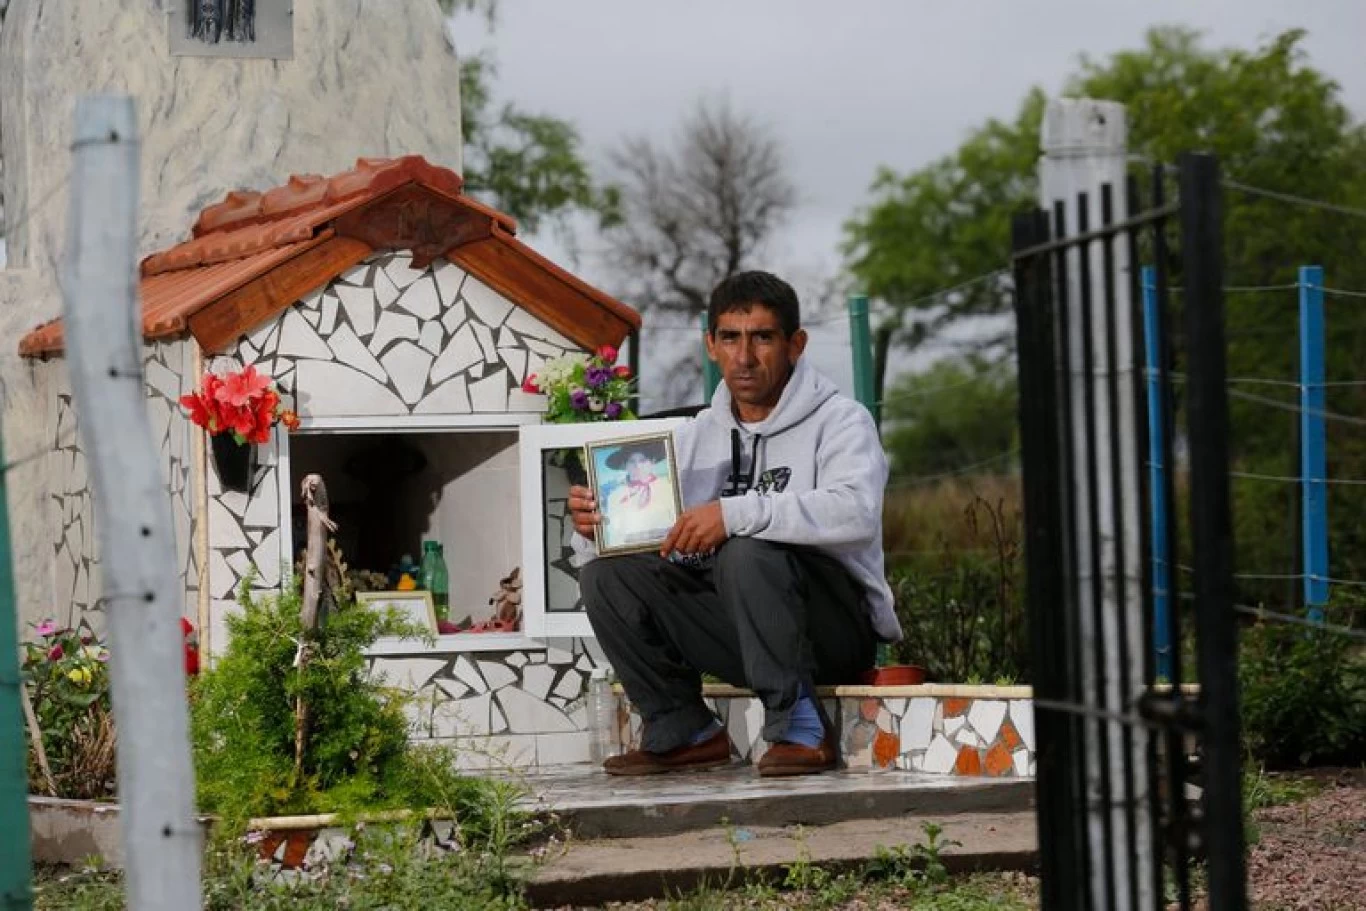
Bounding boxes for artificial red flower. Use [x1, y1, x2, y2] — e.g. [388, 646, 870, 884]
[596, 345, 618, 365]
[47, 644, 63, 661]
[521, 374, 541, 394]
[215, 364, 272, 408]
[613, 365, 632, 379]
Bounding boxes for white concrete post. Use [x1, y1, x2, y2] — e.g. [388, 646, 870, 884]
[1039, 98, 1153, 911]
[61, 95, 202, 910]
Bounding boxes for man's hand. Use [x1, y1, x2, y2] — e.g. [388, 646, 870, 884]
[661, 501, 728, 557]
[568, 485, 599, 539]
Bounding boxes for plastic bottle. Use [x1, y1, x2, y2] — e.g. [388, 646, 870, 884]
[587, 668, 619, 763]
[419, 540, 450, 622]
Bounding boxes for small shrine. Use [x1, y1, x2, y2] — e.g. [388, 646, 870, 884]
[20, 155, 644, 767]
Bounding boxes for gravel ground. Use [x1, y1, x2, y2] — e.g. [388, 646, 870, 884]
[1245, 771, 1366, 911]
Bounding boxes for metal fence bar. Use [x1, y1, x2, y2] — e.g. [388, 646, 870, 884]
[1076, 192, 1119, 911]
[1100, 184, 1141, 911]
[1177, 152, 1247, 911]
[1141, 266, 1173, 682]
[1298, 265, 1328, 620]
[1052, 198, 1093, 908]
[1127, 174, 1166, 911]
[1150, 162, 1193, 911]
[1013, 207, 1076, 911]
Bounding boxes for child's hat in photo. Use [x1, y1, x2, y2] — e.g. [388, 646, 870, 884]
[604, 437, 667, 470]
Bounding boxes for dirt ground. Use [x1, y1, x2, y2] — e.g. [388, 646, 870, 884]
[1245, 769, 1366, 911]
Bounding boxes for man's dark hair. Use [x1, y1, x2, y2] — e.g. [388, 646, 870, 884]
[707, 271, 800, 337]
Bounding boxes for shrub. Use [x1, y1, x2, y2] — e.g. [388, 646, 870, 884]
[885, 488, 1029, 683]
[191, 583, 513, 840]
[21, 619, 116, 799]
[1238, 601, 1366, 768]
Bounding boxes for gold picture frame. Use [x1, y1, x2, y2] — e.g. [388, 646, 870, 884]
[584, 431, 683, 556]
[356, 590, 439, 635]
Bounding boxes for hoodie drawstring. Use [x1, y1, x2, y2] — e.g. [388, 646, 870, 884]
[724, 428, 762, 496]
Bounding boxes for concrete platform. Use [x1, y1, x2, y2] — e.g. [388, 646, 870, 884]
[516, 762, 1034, 839]
[526, 809, 1039, 907]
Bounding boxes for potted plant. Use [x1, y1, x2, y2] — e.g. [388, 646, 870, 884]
[180, 365, 299, 492]
[523, 345, 635, 483]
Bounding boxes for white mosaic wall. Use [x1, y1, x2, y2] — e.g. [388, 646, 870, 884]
[203, 249, 582, 632]
[44, 340, 200, 632]
[368, 637, 610, 769]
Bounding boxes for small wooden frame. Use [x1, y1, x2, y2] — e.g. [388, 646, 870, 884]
[584, 431, 683, 556]
[356, 591, 439, 636]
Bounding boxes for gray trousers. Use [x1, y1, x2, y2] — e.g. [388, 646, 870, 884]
[579, 537, 876, 753]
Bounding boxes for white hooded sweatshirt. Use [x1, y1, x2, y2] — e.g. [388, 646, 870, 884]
[581, 358, 902, 643]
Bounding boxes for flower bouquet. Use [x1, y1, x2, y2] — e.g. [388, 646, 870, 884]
[22, 619, 115, 798]
[523, 345, 635, 482]
[522, 345, 635, 424]
[180, 365, 299, 491]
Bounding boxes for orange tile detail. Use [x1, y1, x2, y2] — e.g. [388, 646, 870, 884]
[999, 720, 1023, 751]
[873, 729, 900, 768]
[19, 155, 639, 358]
[983, 742, 1013, 777]
[954, 746, 983, 776]
[943, 697, 970, 718]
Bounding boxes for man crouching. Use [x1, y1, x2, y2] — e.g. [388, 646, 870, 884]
[568, 271, 901, 777]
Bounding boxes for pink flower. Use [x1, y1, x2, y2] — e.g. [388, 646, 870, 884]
[214, 365, 272, 408]
[613, 365, 632, 379]
[35, 619, 56, 637]
[596, 345, 618, 365]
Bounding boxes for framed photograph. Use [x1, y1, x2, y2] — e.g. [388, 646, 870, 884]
[356, 591, 438, 636]
[585, 433, 683, 555]
[518, 418, 687, 638]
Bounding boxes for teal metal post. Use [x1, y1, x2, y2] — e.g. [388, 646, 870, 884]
[0, 423, 33, 911]
[701, 312, 720, 401]
[1142, 266, 1173, 682]
[1300, 265, 1328, 622]
[848, 294, 875, 415]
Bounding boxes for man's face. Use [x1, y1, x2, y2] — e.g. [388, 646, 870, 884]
[704, 305, 808, 409]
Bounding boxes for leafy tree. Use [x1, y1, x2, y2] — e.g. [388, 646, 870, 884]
[882, 356, 1017, 480]
[845, 27, 1366, 599]
[440, 0, 616, 233]
[603, 97, 797, 406]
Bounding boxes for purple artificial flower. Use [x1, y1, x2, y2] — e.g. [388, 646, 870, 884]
[570, 389, 590, 410]
[605, 402, 623, 419]
[584, 365, 612, 389]
[35, 619, 57, 638]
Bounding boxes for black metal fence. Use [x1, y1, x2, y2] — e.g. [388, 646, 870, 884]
[1011, 153, 1246, 911]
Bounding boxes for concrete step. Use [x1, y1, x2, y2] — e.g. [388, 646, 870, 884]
[517, 763, 1033, 839]
[525, 809, 1038, 907]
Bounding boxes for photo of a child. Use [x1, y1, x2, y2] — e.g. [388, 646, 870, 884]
[586, 433, 682, 554]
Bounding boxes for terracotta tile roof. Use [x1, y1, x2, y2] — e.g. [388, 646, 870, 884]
[20, 155, 639, 358]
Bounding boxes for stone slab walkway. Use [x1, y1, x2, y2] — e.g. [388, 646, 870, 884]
[525, 810, 1039, 907]
[514, 763, 1032, 838]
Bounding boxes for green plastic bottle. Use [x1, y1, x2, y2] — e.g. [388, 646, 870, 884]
[420, 540, 450, 622]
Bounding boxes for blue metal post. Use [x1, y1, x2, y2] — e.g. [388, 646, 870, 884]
[1300, 265, 1329, 621]
[701, 312, 721, 401]
[1142, 266, 1173, 682]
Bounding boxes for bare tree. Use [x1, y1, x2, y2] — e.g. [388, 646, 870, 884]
[605, 98, 796, 408]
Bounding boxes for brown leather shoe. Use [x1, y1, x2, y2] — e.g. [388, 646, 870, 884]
[757, 735, 838, 777]
[603, 728, 731, 776]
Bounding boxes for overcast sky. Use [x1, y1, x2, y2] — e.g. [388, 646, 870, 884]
[456, 1, 1366, 403]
